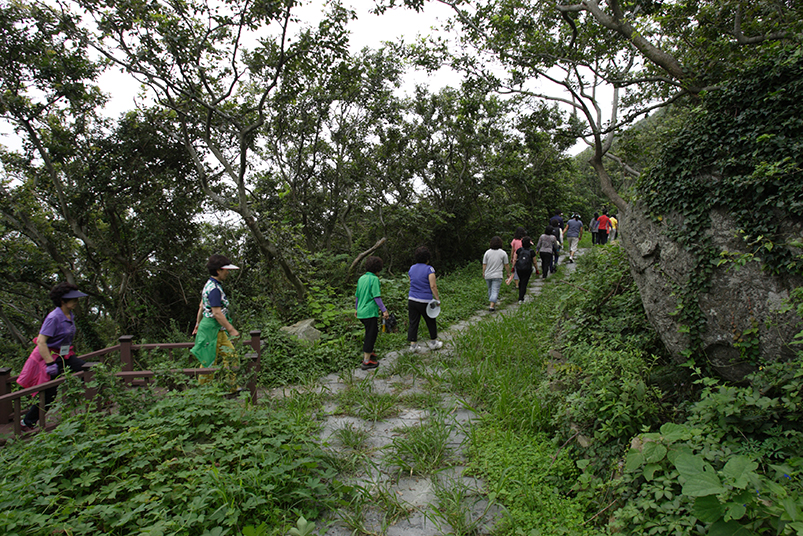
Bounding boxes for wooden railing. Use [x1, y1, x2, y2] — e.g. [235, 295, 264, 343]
[0, 331, 262, 438]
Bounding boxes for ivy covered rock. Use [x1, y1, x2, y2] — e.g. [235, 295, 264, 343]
[623, 48, 803, 380]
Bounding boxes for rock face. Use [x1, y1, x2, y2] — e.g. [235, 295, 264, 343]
[622, 201, 803, 381]
[279, 318, 322, 345]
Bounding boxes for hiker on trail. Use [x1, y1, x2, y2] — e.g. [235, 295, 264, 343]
[17, 282, 89, 432]
[536, 226, 559, 279]
[507, 226, 526, 288]
[563, 214, 584, 263]
[550, 211, 564, 232]
[610, 214, 619, 241]
[355, 256, 390, 370]
[482, 236, 509, 312]
[590, 212, 600, 245]
[407, 246, 443, 353]
[550, 223, 562, 273]
[510, 236, 537, 303]
[597, 210, 612, 245]
[191, 255, 240, 384]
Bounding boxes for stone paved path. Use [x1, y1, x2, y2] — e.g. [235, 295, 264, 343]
[271, 254, 582, 536]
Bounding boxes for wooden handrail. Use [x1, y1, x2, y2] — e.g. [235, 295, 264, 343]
[1, 331, 262, 434]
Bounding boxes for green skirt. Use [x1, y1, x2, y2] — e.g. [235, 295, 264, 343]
[191, 317, 223, 368]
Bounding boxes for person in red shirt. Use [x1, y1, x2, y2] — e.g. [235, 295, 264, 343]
[596, 210, 612, 245]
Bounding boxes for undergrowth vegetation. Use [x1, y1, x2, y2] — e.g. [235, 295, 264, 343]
[0, 385, 349, 535]
[453, 245, 803, 535]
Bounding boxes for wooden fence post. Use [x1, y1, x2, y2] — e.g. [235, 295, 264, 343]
[119, 335, 134, 371]
[247, 353, 259, 405]
[82, 363, 97, 403]
[248, 330, 261, 370]
[36, 389, 47, 429]
[0, 367, 11, 423]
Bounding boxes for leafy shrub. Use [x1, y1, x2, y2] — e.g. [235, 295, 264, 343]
[614, 356, 803, 535]
[0, 388, 347, 535]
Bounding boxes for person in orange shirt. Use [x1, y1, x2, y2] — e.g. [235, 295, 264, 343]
[596, 210, 612, 245]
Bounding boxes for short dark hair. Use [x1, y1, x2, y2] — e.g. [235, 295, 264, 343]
[207, 254, 232, 276]
[514, 226, 526, 240]
[50, 282, 79, 308]
[490, 236, 503, 250]
[521, 236, 532, 249]
[414, 246, 431, 264]
[545, 225, 554, 236]
[364, 256, 383, 274]
[603, 209, 608, 216]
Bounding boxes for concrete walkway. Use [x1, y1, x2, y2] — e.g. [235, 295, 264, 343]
[273, 255, 582, 536]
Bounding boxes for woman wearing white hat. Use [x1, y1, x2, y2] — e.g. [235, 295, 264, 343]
[17, 282, 89, 431]
[191, 255, 240, 381]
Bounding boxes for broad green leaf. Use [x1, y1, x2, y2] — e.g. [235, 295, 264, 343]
[707, 520, 755, 536]
[643, 442, 668, 464]
[721, 456, 758, 489]
[667, 445, 694, 464]
[767, 480, 789, 498]
[783, 497, 800, 522]
[674, 453, 725, 497]
[659, 423, 689, 443]
[724, 502, 746, 521]
[693, 495, 723, 523]
[625, 450, 644, 473]
[644, 463, 661, 481]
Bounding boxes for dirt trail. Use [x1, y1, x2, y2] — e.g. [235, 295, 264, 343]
[271, 256, 582, 536]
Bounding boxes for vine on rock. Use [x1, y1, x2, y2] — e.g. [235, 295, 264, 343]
[637, 46, 803, 353]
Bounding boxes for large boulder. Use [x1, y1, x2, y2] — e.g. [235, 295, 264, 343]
[279, 319, 322, 345]
[622, 201, 803, 381]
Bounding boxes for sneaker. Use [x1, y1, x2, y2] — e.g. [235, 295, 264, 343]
[408, 343, 419, 352]
[20, 419, 35, 432]
[489, 307, 496, 312]
[360, 360, 379, 370]
[518, 300, 524, 304]
[370, 352, 379, 360]
[427, 340, 443, 350]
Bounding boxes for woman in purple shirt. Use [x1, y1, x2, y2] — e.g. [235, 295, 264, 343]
[407, 246, 443, 352]
[17, 282, 88, 431]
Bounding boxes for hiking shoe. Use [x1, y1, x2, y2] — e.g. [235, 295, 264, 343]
[489, 307, 496, 312]
[360, 360, 379, 370]
[20, 419, 36, 432]
[370, 352, 379, 360]
[427, 340, 443, 350]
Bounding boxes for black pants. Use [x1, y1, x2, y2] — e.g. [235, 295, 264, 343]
[360, 317, 379, 354]
[407, 300, 438, 342]
[598, 230, 608, 245]
[24, 354, 86, 425]
[517, 270, 532, 301]
[591, 231, 598, 245]
[539, 252, 553, 278]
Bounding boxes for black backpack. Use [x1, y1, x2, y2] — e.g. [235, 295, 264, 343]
[515, 248, 534, 272]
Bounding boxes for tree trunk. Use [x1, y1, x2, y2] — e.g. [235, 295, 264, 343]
[346, 237, 387, 284]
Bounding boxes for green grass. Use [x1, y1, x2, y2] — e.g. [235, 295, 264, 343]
[385, 414, 454, 476]
[467, 425, 602, 536]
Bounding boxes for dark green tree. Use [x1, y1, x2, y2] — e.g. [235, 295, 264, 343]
[79, 0, 358, 299]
